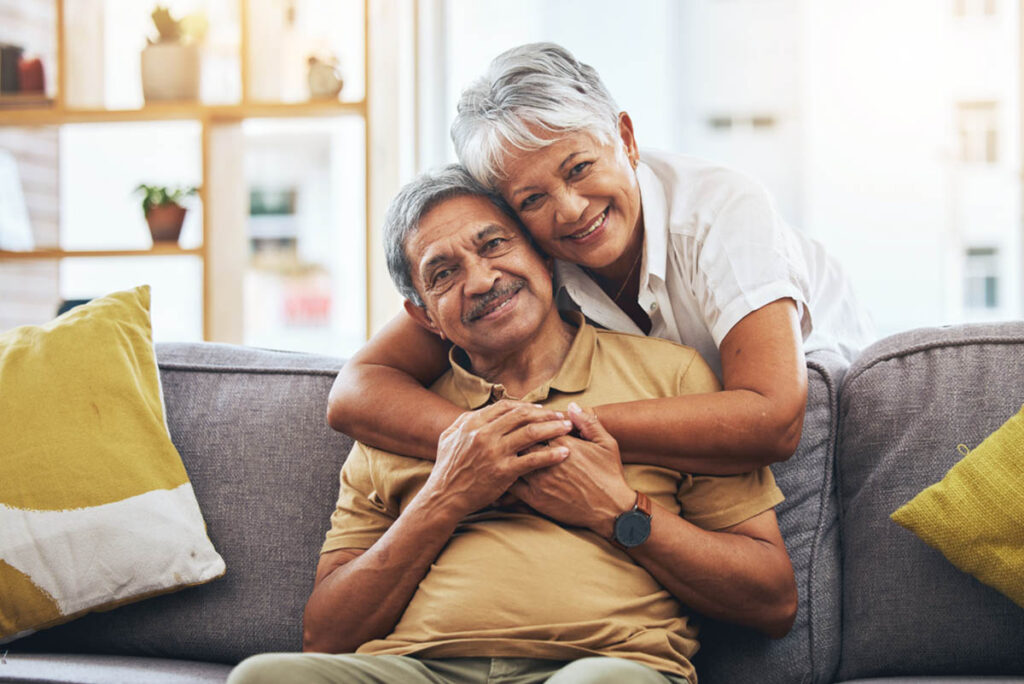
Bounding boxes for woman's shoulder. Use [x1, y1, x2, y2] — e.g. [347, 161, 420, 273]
[641, 148, 768, 196]
[639, 148, 774, 229]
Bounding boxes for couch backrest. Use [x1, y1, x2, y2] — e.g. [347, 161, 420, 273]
[12, 341, 855, 679]
[695, 349, 847, 684]
[13, 342, 353, 664]
[836, 322, 1024, 680]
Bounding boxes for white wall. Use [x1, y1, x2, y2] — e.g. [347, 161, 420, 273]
[414, 0, 1024, 338]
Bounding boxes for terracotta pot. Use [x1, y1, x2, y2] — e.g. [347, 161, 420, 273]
[145, 203, 187, 243]
[141, 42, 200, 102]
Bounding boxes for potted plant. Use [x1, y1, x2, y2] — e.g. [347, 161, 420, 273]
[135, 183, 197, 244]
[140, 5, 207, 102]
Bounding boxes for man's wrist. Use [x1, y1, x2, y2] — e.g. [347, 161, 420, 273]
[610, 490, 653, 550]
[592, 485, 641, 538]
[409, 482, 469, 528]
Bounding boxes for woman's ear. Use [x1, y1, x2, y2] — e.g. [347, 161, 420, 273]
[404, 299, 446, 341]
[618, 111, 639, 168]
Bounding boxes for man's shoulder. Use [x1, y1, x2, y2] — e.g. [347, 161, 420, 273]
[426, 368, 463, 403]
[592, 326, 699, 360]
[589, 325, 716, 389]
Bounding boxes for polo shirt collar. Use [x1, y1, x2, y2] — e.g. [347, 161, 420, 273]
[448, 312, 595, 408]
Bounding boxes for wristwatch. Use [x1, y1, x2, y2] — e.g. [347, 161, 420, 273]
[612, 491, 652, 549]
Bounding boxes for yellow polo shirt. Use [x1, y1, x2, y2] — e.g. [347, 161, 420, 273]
[321, 314, 784, 682]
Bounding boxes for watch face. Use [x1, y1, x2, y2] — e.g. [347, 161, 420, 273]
[614, 510, 651, 547]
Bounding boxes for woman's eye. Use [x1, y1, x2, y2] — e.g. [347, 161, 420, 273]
[569, 161, 591, 177]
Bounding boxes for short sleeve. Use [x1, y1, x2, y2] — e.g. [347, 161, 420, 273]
[677, 467, 784, 531]
[320, 442, 396, 554]
[694, 173, 813, 347]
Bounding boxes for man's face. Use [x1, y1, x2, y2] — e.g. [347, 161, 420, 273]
[405, 194, 555, 358]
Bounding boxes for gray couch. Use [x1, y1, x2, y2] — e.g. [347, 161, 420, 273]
[3, 322, 1023, 683]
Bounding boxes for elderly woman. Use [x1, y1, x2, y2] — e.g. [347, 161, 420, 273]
[329, 43, 873, 473]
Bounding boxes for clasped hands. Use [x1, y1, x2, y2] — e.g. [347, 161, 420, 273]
[424, 399, 637, 538]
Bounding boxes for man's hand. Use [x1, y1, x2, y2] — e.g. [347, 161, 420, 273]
[423, 400, 573, 518]
[511, 402, 635, 538]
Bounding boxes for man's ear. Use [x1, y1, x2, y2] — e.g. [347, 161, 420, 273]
[618, 111, 639, 168]
[404, 299, 446, 341]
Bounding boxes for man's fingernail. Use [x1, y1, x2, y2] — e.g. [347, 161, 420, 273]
[568, 402, 581, 412]
[563, 420, 573, 429]
[558, 447, 570, 457]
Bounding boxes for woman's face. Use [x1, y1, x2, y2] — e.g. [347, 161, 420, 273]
[497, 114, 643, 273]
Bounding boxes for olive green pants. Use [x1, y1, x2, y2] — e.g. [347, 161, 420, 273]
[227, 653, 690, 684]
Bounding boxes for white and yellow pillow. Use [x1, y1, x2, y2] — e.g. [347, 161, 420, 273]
[0, 286, 225, 642]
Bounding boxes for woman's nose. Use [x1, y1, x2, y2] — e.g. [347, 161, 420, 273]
[553, 188, 587, 225]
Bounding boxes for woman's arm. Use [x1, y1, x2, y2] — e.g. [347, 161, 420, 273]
[595, 299, 808, 474]
[331, 300, 805, 471]
[327, 309, 574, 460]
[327, 310, 461, 459]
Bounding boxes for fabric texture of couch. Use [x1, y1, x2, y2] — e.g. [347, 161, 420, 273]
[2, 324, 1023, 683]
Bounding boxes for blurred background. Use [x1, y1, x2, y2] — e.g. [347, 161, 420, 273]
[1, 0, 1021, 357]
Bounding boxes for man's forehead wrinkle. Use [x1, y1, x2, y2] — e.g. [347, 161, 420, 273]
[476, 223, 510, 241]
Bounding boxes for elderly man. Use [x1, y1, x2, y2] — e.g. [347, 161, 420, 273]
[229, 166, 796, 684]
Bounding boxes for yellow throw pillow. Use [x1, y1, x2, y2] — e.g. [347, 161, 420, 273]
[0, 286, 225, 642]
[891, 404, 1024, 608]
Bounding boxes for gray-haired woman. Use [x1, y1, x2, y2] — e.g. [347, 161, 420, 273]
[329, 42, 874, 474]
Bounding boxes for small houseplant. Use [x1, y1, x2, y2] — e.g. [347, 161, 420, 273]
[140, 5, 207, 102]
[135, 183, 197, 244]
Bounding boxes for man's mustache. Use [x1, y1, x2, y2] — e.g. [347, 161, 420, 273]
[462, 280, 526, 323]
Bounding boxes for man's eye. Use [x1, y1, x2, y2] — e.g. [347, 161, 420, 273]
[482, 237, 507, 252]
[432, 268, 454, 285]
[520, 193, 543, 210]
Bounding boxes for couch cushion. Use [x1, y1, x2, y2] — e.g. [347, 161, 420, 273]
[0, 288, 224, 644]
[836, 323, 1024, 680]
[7, 343, 353, 664]
[0, 653, 231, 683]
[694, 350, 847, 684]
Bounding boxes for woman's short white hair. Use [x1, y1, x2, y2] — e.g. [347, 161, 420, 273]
[452, 42, 620, 189]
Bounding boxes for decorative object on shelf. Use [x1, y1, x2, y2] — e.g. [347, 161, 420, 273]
[140, 5, 208, 103]
[307, 54, 343, 100]
[0, 43, 24, 94]
[135, 183, 198, 244]
[17, 56, 45, 94]
[0, 150, 34, 251]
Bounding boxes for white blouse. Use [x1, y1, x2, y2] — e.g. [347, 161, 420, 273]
[554, 149, 875, 380]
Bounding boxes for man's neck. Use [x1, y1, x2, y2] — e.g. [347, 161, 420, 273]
[464, 311, 575, 400]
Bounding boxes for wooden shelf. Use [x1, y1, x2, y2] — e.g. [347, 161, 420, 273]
[0, 99, 366, 126]
[0, 93, 55, 108]
[0, 246, 204, 260]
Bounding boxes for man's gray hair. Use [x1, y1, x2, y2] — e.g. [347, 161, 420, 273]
[384, 164, 518, 307]
[452, 42, 620, 189]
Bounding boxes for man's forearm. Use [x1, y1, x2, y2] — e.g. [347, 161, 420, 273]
[302, 490, 461, 653]
[626, 507, 797, 638]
